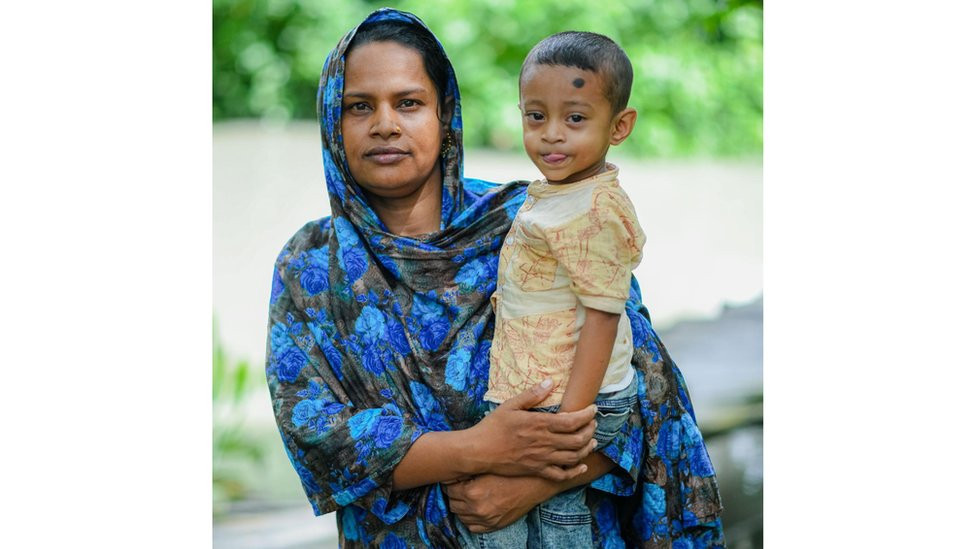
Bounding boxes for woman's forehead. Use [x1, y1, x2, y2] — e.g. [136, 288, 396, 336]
[343, 41, 435, 94]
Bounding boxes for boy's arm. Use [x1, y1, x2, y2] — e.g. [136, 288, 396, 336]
[559, 307, 620, 412]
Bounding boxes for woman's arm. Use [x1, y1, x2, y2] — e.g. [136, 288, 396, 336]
[268, 268, 431, 517]
[444, 452, 616, 533]
[392, 379, 599, 490]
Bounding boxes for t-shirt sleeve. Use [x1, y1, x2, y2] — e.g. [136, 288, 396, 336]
[547, 187, 646, 313]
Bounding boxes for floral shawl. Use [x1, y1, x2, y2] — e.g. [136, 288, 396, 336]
[265, 8, 724, 548]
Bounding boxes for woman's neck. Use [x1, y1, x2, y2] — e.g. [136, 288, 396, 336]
[366, 180, 443, 237]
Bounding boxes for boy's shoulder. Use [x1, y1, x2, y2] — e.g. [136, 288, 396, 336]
[587, 168, 639, 219]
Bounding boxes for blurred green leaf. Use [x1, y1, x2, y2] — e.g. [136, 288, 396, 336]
[213, 317, 266, 507]
[212, 317, 225, 401]
[232, 360, 250, 404]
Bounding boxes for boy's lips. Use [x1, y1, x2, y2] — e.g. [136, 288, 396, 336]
[542, 153, 568, 164]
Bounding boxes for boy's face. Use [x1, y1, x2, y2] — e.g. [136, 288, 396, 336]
[519, 64, 632, 184]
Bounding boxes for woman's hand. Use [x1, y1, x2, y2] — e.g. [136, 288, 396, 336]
[444, 474, 556, 533]
[445, 452, 616, 533]
[463, 380, 598, 482]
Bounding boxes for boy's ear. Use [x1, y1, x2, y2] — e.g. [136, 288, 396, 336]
[609, 108, 637, 145]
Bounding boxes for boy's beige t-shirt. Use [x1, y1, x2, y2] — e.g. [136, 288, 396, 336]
[484, 165, 646, 408]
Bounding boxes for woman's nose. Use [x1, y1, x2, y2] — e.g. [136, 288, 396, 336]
[370, 105, 401, 139]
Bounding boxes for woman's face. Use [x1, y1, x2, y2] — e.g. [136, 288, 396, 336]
[341, 41, 444, 201]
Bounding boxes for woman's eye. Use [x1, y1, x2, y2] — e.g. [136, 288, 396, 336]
[347, 102, 370, 112]
[400, 99, 419, 108]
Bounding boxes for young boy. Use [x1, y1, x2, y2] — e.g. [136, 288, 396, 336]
[473, 31, 644, 548]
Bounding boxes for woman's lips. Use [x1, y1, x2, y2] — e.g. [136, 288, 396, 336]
[366, 147, 410, 165]
[542, 153, 567, 164]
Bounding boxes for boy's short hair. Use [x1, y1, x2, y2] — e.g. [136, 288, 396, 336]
[520, 31, 633, 114]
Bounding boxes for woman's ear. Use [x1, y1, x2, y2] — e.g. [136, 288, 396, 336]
[609, 108, 638, 146]
[440, 96, 457, 126]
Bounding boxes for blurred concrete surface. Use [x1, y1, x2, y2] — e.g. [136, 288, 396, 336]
[214, 502, 339, 548]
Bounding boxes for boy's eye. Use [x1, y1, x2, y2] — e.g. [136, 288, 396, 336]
[526, 112, 544, 121]
[568, 114, 585, 123]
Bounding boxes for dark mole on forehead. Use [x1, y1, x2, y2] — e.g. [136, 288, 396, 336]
[572, 78, 585, 88]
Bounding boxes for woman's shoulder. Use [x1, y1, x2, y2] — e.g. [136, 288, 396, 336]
[463, 177, 527, 190]
[274, 216, 333, 267]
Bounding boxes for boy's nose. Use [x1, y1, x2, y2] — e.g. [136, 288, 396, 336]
[541, 123, 563, 143]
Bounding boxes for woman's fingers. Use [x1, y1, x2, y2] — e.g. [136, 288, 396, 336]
[441, 474, 472, 486]
[548, 440, 597, 465]
[547, 405, 598, 433]
[458, 514, 493, 531]
[499, 379, 554, 411]
[445, 483, 493, 530]
[549, 450, 582, 466]
[445, 487, 470, 515]
[546, 420, 597, 451]
[448, 497, 469, 516]
[538, 463, 588, 482]
[443, 480, 466, 500]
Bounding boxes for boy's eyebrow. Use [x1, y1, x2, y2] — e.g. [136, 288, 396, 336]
[521, 98, 593, 108]
[562, 99, 592, 108]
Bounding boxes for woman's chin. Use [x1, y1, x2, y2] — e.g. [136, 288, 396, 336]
[359, 178, 437, 201]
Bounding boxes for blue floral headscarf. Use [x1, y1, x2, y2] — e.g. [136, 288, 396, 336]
[266, 8, 724, 547]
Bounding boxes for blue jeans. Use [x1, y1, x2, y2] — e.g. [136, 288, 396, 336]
[455, 376, 638, 548]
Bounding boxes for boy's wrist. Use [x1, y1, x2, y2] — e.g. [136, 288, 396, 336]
[525, 474, 563, 503]
[558, 393, 594, 413]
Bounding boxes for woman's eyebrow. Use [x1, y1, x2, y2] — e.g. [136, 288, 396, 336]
[343, 91, 372, 100]
[395, 88, 430, 96]
[344, 88, 430, 100]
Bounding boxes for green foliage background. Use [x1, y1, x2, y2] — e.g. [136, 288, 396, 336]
[214, 0, 762, 157]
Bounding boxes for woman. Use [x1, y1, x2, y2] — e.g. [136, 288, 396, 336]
[266, 8, 723, 547]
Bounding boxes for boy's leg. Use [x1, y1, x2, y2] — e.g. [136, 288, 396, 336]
[528, 377, 640, 548]
[529, 486, 593, 549]
[592, 375, 639, 450]
[454, 514, 529, 549]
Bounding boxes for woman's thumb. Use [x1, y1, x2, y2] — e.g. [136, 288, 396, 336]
[506, 379, 553, 410]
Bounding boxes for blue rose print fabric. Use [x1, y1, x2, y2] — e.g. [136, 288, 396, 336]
[265, 8, 724, 548]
